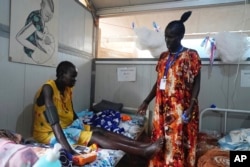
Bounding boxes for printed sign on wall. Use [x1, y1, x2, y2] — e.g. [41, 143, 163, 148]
[117, 67, 136, 82]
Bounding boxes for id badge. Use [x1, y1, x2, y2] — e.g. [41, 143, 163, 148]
[160, 78, 166, 90]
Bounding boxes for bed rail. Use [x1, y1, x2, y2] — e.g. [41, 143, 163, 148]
[120, 106, 153, 135]
[199, 107, 250, 134]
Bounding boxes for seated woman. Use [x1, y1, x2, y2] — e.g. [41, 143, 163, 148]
[32, 61, 164, 157]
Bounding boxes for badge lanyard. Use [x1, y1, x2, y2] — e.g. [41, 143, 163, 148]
[163, 47, 183, 78]
[160, 47, 183, 90]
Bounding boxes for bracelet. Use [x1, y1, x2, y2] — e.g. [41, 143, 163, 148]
[191, 98, 198, 103]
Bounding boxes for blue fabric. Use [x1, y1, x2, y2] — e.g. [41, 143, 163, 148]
[218, 128, 250, 151]
[90, 109, 125, 134]
[59, 149, 73, 167]
[50, 119, 84, 145]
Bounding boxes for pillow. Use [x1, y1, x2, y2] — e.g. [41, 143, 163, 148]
[92, 100, 123, 112]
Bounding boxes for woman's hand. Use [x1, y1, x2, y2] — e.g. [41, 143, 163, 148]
[137, 101, 148, 115]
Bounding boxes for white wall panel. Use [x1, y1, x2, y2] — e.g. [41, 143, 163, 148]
[227, 65, 250, 109]
[59, 0, 93, 54]
[199, 65, 229, 110]
[0, 0, 9, 25]
[0, 37, 26, 131]
[94, 64, 156, 107]
[84, 11, 94, 54]
[226, 65, 250, 132]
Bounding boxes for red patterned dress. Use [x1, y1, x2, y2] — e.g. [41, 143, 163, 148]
[149, 49, 201, 167]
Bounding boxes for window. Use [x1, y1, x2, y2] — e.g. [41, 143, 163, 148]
[97, 6, 250, 61]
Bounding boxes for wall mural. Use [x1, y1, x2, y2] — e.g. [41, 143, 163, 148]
[9, 0, 58, 67]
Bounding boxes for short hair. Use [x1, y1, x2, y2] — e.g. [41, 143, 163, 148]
[165, 11, 192, 36]
[56, 61, 76, 78]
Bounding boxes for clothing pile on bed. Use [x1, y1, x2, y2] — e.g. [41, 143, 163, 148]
[74, 109, 145, 166]
[196, 132, 229, 167]
[197, 148, 230, 167]
[218, 128, 250, 150]
[77, 109, 145, 139]
[197, 128, 250, 167]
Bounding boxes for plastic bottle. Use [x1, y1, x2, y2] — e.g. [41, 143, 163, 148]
[33, 143, 62, 167]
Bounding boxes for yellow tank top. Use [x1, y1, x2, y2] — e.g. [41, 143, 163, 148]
[32, 80, 74, 143]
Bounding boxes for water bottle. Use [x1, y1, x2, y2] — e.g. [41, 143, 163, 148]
[33, 143, 62, 167]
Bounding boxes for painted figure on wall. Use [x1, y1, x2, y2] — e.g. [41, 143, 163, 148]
[16, 0, 55, 64]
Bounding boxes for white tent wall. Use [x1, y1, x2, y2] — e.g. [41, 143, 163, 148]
[0, 0, 94, 137]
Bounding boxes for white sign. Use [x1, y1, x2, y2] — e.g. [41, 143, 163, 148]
[241, 70, 250, 87]
[117, 67, 136, 82]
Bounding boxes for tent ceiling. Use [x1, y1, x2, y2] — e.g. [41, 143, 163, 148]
[90, 0, 246, 17]
[92, 0, 178, 9]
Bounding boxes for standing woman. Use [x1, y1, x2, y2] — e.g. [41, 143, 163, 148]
[138, 11, 201, 167]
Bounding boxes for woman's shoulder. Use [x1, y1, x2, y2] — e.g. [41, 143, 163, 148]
[182, 48, 201, 63]
[183, 47, 198, 53]
[184, 48, 200, 57]
[158, 51, 169, 59]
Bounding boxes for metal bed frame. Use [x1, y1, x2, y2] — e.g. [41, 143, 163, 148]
[199, 107, 250, 134]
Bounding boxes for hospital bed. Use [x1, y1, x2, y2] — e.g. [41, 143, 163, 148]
[0, 102, 149, 167]
[197, 107, 250, 167]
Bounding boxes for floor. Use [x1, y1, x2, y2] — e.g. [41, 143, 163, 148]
[117, 155, 149, 167]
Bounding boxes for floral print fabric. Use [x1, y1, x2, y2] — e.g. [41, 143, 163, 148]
[149, 49, 201, 167]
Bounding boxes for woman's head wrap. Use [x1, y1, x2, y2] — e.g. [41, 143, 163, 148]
[165, 11, 192, 36]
